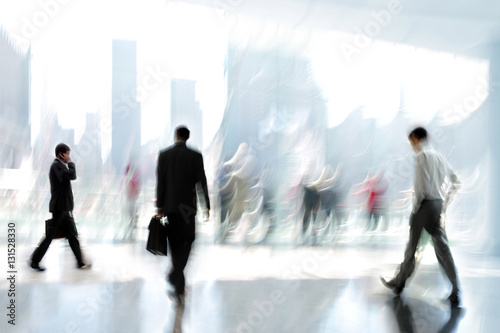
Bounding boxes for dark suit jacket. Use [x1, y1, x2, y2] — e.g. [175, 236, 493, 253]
[156, 142, 210, 215]
[49, 159, 77, 212]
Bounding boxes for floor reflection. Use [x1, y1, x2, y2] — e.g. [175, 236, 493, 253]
[389, 296, 466, 333]
[164, 302, 185, 333]
[0, 240, 497, 332]
[439, 307, 466, 333]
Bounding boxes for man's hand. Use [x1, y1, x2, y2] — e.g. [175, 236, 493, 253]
[443, 185, 458, 213]
[156, 208, 163, 217]
[203, 209, 210, 222]
[59, 151, 71, 163]
[442, 200, 449, 213]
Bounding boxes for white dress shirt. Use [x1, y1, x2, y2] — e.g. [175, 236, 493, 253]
[412, 140, 460, 214]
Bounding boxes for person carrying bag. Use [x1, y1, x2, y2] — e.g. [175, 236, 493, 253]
[146, 215, 168, 256]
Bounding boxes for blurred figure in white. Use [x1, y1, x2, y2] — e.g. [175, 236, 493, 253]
[215, 143, 258, 243]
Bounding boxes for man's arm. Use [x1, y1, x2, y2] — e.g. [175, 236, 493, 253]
[156, 152, 165, 215]
[53, 161, 77, 182]
[443, 158, 460, 212]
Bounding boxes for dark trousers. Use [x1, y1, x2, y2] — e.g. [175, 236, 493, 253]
[31, 211, 84, 266]
[166, 212, 195, 294]
[394, 200, 459, 294]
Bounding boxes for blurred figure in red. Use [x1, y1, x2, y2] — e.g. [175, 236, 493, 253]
[354, 169, 388, 231]
[123, 160, 141, 239]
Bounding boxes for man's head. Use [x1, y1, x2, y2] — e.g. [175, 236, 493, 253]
[408, 127, 427, 151]
[55, 143, 71, 162]
[175, 125, 190, 142]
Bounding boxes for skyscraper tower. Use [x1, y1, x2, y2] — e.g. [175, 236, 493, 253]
[111, 39, 141, 174]
[170, 79, 203, 149]
[0, 27, 31, 168]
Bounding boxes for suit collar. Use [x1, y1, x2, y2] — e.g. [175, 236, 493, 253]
[55, 158, 69, 167]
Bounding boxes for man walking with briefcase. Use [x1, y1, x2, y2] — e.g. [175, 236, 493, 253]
[30, 143, 90, 271]
[156, 126, 210, 303]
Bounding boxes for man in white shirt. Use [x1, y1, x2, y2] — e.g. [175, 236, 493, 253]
[381, 127, 461, 307]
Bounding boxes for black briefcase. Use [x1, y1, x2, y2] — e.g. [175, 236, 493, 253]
[146, 215, 168, 256]
[45, 218, 65, 239]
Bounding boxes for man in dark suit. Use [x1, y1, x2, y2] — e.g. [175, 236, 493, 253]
[30, 143, 90, 271]
[156, 126, 210, 303]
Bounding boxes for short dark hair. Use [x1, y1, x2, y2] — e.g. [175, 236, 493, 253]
[55, 143, 70, 156]
[409, 127, 427, 141]
[175, 126, 190, 140]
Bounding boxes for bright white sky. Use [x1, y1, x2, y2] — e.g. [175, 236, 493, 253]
[0, 0, 228, 154]
[307, 31, 490, 127]
[0, 0, 489, 155]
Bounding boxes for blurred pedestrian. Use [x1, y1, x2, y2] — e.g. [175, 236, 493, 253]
[381, 127, 461, 307]
[156, 126, 210, 304]
[30, 143, 90, 271]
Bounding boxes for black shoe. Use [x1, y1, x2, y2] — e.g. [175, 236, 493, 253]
[380, 277, 403, 295]
[448, 293, 460, 308]
[30, 262, 46, 272]
[78, 263, 92, 269]
[167, 290, 184, 305]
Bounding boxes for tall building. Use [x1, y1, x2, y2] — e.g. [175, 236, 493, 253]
[31, 80, 76, 172]
[111, 39, 141, 174]
[170, 79, 203, 149]
[0, 27, 31, 169]
[74, 113, 103, 176]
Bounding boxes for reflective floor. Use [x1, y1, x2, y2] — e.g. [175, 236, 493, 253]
[1, 224, 499, 333]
